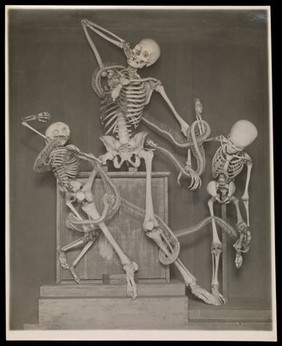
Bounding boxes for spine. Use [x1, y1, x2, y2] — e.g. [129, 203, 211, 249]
[117, 112, 130, 144]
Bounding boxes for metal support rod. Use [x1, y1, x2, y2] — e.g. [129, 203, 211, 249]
[221, 204, 228, 301]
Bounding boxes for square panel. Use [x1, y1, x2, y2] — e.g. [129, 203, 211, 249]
[56, 171, 170, 282]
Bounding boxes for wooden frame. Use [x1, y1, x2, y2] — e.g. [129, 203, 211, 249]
[56, 171, 170, 283]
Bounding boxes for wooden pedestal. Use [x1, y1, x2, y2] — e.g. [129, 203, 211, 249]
[37, 281, 188, 330]
[30, 171, 190, 330]
[57, 171, 170, 283]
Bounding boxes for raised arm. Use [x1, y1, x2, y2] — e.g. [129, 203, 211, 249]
[21, 112, 51, 139]
[81, 18, 129, 69]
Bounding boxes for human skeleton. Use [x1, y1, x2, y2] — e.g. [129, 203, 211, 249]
[22, 113, 237, 305]
[22, 114, 140, 297]
[206, 120, 258, 303]
[81, 19, 210, 185]
[80, 19, 231, 304]
[21, 19, 257, 306]
[81, 17, 213, 274]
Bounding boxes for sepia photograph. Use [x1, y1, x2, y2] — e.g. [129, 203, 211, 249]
[6, 5, 276, 341]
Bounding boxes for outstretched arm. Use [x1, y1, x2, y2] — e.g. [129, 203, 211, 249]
[66, 144, 102, 164]
[81, 18, 129, 69]
[142, 78, 190, 136]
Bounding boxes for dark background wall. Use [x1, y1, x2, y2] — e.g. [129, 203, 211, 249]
[8, 8, 271, 329]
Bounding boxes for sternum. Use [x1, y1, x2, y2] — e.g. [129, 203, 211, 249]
[113, 68, 147, 143]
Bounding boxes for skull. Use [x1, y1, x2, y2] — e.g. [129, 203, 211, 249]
[228, 120, 258, 149]
[127, 38, 161, 69]
[45, 122, 70, 145]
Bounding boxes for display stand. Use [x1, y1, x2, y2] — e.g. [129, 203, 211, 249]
[37, 281, 188, 329]
[29, 171, 188, 330]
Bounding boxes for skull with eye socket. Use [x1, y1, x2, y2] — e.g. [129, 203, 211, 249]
[126, 38, 161, 69]
[45, 122, 71, 146]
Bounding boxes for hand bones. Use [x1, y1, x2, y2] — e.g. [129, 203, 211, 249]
[22, 111, 51, 123]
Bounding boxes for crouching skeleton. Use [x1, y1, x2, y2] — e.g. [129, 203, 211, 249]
[21, 113, 139, 298]
[22, 113, 237, 305]
[206, 120, 258, 303]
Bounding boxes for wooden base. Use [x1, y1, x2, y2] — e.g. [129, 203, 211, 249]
[188, 297, 272, 330]
[24, 283, 272, 331]
[57, 172, 170, 283]
[36, 281, 188, 330]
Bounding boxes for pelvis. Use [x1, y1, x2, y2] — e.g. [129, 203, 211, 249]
[100, 131, 148, 168]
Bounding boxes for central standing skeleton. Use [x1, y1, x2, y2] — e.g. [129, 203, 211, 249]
[80, 19, 228, 303]
[81, 19, 210, 186]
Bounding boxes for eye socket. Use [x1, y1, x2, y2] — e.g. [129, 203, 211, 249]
[134, 45, 142, 55]
[142, 50, 149, 58]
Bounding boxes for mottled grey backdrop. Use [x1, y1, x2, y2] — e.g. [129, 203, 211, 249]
[8, 8, 271, 329]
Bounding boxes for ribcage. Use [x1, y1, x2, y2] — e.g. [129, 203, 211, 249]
[100, 69, 146, 139]
[49, 146, 79, 189]
[212, 145, 245, 182]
